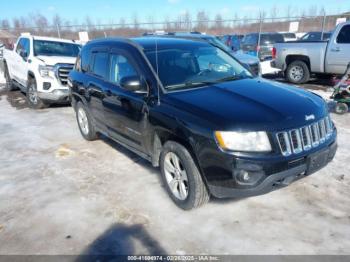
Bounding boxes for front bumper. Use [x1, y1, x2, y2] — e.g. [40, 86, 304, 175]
[206, 139, 337, 199]
[38, 89, 70, 102]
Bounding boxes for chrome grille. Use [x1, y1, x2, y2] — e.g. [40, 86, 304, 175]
[55, 64, 74, 85]
[276, 116, 333, 156]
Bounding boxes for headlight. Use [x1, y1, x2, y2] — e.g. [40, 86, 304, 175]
[38, 65, 54, 78]
[214, 131, 272, 152]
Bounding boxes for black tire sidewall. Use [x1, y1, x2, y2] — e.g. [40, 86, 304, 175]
[160, 142, 207, 210]
[286, 61, 310, 84]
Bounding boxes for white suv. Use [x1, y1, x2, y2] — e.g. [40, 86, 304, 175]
[3, 34, 81, 109]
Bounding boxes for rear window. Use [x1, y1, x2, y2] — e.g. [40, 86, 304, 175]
[282, 33, 296, 38]
[260, 34, 285, 45]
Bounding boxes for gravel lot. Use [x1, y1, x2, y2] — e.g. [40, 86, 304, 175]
[0, 78, 349, 255]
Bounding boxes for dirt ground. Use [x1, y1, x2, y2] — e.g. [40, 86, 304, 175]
[0, 79, 349, 256]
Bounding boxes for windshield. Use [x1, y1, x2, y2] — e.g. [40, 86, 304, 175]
[34, 40, 81, 57]
[145, 45, 253, 91]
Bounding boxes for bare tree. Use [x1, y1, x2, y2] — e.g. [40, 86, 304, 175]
[196, 11, 209, 32]
[1, 19, 10, 30]
[214, 14, 223, 30]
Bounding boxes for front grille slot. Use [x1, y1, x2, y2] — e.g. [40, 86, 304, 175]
[56, 64, 74, 85]
[276, 116, 333, 156]
[289, 129, 302, 154]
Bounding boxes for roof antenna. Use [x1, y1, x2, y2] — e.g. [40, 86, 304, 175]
[155, 38, 161, 106]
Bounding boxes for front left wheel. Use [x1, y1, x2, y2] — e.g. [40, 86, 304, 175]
[160, 141, 210, 210]
[26, 78, 48, 109]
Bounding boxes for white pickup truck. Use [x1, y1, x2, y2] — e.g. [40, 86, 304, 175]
[3, 34, 81, 109]
[271, 22, 350, 84]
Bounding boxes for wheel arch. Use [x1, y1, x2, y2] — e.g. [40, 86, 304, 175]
[285, 55, 311, 71]
[151, 127, 209, 187]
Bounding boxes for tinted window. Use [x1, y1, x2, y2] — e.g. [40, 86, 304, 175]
[81, 47, 91, 72]
[260, 34, 284, 45]
[109, 54, 138, 85]
[91, 52, 109, 79]
[283, 33, 296, 38]
[337, 25, 350, 44]
[33, 40, 80, 57]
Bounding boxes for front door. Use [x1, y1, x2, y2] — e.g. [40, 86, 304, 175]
[103, 49, 149, 153]
[326, 24, 350, 74]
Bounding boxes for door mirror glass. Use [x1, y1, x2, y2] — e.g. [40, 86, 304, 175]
[20, 50, 28, 59]
[120, 76, 147, 93]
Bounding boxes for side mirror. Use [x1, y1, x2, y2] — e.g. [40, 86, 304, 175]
[20, 50, 28, 60]
[120, 76, 148, 94]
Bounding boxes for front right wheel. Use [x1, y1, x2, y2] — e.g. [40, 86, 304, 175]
[160, 141, 210, 210]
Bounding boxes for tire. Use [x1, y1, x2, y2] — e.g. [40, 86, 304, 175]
[335, 102, 348, 114]
[75, 101, 98, 141]
[286, 60, 310, 84]
[160, 141, 209, 210]
[26, 78, 48, 109]
[3, 63, 17, 91]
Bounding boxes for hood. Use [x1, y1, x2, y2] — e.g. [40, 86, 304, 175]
[232, 51, 260, 65]
[164, 78, 327, 132]
[35, 56, 76, 66]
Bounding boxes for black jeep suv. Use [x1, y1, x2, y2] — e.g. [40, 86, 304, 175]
[68, 37, 337, 210]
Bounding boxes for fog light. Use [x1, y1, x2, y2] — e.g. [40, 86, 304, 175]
[43, 82, 51, 90]
[234, 169, 264, 186]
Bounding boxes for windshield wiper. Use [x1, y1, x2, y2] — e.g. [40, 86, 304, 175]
[166, 81, 217, 90]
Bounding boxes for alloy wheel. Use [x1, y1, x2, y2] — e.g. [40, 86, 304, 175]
[77, 107, 89, 135]
[164, 152, 189, 200]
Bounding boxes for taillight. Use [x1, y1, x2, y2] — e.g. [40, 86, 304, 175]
[272, 47, 277, 59]
[256, 45, 260, 52]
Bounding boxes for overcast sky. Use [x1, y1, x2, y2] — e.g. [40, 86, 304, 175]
[1, 0, 349, 23]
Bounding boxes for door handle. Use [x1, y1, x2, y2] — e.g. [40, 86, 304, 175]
[331, 47, 340, 52]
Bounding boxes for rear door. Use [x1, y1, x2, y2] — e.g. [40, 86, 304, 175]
[85, 48, 109, 128]
[326, 24, 350, 74]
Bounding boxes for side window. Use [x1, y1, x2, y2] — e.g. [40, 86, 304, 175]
[91, 52, 109, 79]
[109, 54, 138, 85]
[22, 38, 30, 56]
[337, 25, 350, 44]
[15, 39, 24, 54]
[75, 54, 82, 72]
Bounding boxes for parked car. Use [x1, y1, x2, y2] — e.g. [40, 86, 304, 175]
[3, 34, 81, 109]
[69, 37, 337, 210]
[272, 22, 350, 84]
[222, 34, 244, 52]
[144, 32, 261, 76]
[0, 41, 4, 60]
[241, 32, 285, 61]
[299, 31, 332, 42]
[280, 32, 298, 41]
